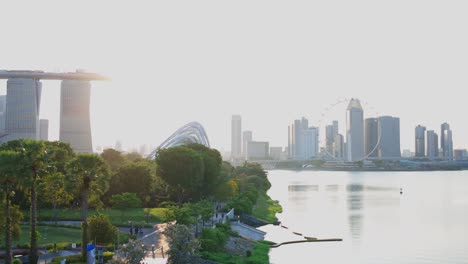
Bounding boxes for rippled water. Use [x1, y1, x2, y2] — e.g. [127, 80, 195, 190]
[260, 170, 468, 264]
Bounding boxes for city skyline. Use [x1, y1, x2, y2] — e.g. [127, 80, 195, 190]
[1, 1, 468, 153]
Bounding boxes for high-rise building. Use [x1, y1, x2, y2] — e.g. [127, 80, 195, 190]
[441, 123, 453, 161]
[269, 147, 282, 160]
[325, 125, 334, 155]
[364, 118, 379, 158]
[39, 119, 49, 141]
[242, 130, 252, 159]
[0, 95, 6, 134]
[426, 130, 438, 160]
[325, 121, 339, 156]
[454, 149, 467, 161]
[415, 125, 426, 157]
[334, 134, 345, 158]
[288, 118, 319, 160]
[60, 80, 93, 153]
[231, 115, 242, 159]
[378, 116, 401, 158]
[302, 127, 319, 159]
[247, 141, 269, 160]
[3, 78, 42, 142]
[346, 99, 364, 161]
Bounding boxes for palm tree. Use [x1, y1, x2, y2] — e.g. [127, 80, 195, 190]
[66, 154, 110, 258]
[0, 139, 48, 264]
[0, 150, 21, 264]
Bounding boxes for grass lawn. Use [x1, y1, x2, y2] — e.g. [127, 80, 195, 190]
[23, 208, 170, 226]
[2, 225, 82, 247]
[252, 193, 282, 223]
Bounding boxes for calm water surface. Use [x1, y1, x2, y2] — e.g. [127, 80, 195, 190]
[260, 170, 468, 264]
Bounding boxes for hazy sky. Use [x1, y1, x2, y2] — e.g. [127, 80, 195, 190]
[1, 1, 467, 153]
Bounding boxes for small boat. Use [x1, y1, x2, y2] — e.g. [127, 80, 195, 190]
[400, 188, 403, 195]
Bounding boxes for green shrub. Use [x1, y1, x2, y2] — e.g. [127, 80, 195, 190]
[88, 215, 118, 244]
[12, 259, 22, 264]
[200, 228, 228, 252]
[246, 243, 270, 264]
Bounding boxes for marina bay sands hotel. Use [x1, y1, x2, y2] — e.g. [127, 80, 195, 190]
[0, 70, 108, 153]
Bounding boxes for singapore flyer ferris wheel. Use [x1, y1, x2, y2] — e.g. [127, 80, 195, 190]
[315, 97, 382, 162]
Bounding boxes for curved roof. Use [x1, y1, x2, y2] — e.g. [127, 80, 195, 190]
[147, 122, 210, 159]
[347, 98, 363, 110]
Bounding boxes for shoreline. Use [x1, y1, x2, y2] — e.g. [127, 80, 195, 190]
[267, 167, 464, 172]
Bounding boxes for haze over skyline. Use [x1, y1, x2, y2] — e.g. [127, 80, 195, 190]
[1, 1, 467, 152]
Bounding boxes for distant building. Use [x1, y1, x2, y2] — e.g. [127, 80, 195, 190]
[242, 130, 253, 159]
[302, 127, 319, 159]
[0, 95, 6, 134]
[454, 149, 467, 161]
[440, 123, 453, 161]
[325, 120, 339, 157]
[3, 78, 42, 142]
[60, 80, 93, 153]
[364, 118, 379, 158]
[346, 99, 364, 161]
[415, 125, 426, 157]
[402, 149, 413, 158]
[231, 115, 242, 159]
[426, 130, 439, 160]
[39, 119, 49, 141]
[378, 116, 401, 158]
[115, 140, 123, 151]
[334, 134, 345, 158]
[270, 147, 282, 160]
[247, 141, 269, 160]
[288, 118, 318, 160]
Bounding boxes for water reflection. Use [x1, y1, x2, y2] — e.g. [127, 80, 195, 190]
[264, 170, 468, 264]
[347, 184, 364, 241]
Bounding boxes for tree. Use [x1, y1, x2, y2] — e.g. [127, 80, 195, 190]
[66, 154, 110, 258]
[101, 148, 126, 172]
[0, 150, 22, 264]
[38, 173, 73, 223]
[156, 147, 205, 203]
[0, 140, 49, 264]
[108, 239, 145, 264]
[185, 144, 222, 198]
[109, 162, 153, 204]
[122, 152, 143, 163]
[88, 215, 118, 245]
[111, 193, 142, 209]
[164, 224, 201, 264]
[214, 179, 239, 201]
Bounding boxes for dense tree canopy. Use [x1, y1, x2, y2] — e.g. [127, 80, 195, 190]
[109, 162, 153, 204]
[101, 148, 126, 172]
[185, 144, 223, 198]
[156, 146, 205, 203]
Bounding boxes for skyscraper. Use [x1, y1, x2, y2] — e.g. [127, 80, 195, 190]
[0, 95, 6, 134]
[3, 78, 42, 142]
[441, 123, 453, 161]
[242, 130, 252, 159]
[378, 116, 401, 158]
[39, 119, 49, 141]
[231, 115, 242, 159]
[334, 134, 345, 158]
[60, 80, 93, 153]
[288, 118, 318, 160]
[346, 99, 364, 161]
[325, 120, 339, 156]
[415, 125, 426, 157]
[426, 130, 438, 160]
[364, 118, 379, 158]
[302, 127, 319, 159]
